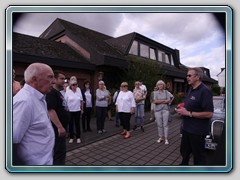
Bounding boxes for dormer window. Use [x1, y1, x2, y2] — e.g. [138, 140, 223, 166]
[158, 50, 164, 62]
[140, 43, 149, 58]
[129, 40, 138, 55]
[150, 48, 156, 60]
[128, 40, 175, 66]
[165, 54, 170, 64]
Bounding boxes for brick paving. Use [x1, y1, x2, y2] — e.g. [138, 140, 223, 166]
[65, 108, 189, 166]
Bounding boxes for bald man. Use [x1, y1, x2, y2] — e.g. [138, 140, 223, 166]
[13, 63, 55, 165]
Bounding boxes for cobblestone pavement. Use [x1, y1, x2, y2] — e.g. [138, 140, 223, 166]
[65, 115, 185, 166]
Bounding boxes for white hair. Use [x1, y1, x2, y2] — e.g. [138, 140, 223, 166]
[24, 63, 50, 83]
[98, 80, 105, 85]
[156, 80, 166, 89]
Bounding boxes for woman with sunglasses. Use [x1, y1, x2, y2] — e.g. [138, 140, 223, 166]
[65, 77, 83, 144]
[116, 82, 136, 139]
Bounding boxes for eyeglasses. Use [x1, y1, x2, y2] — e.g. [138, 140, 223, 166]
[186, 74, 196, 78]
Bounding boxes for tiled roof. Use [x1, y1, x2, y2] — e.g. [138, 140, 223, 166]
[41, 18, 125, 58]
[105, 32, 136, 55]
[13, 32, 94, 66]
[160, 63, 187, 78]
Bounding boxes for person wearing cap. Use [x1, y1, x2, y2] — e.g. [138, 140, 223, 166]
[95, 80, 110, 134]
[154, 80, 173, 145]
[115, 82, 136, 139]
[65, 77, 84, 144]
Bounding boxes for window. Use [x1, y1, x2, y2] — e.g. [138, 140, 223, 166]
[170, 54, 174, 66]
[129, 40, 138, 55]
[150, 48, 156, 60]
[140, 43, 149, 58]
[165, 54, 170, 64]
[158, 50, 164, 62]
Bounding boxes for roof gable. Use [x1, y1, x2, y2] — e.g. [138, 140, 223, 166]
[40, 18, 124, 57]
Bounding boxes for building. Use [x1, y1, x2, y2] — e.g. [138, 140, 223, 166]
[13, 18, 217, 95]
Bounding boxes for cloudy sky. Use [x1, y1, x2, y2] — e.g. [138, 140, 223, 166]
[13, 13, 225, 80]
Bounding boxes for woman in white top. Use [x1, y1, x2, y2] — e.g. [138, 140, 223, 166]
[116, 82, 136, 139]
[65, 78, 83, 144]
[81, 80, 94, 132]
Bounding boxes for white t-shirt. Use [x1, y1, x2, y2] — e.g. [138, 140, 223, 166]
[65, 88, 83, 112]
[140, 84, 147, 95]
[115, 91, 136, 113]
[85, 89, 92, 108]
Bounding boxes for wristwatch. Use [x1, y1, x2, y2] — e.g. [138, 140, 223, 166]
[189, 111, 193, 117]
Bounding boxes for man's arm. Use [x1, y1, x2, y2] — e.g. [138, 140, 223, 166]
[48, 109, 66, 137]
[176, 108, 213, 119]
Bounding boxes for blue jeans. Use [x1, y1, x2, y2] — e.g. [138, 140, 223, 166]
[134, 104, 145, 126]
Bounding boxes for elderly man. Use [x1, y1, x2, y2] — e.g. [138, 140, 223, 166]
[176, 67, 214, 165]
[13, 63, 55, 165]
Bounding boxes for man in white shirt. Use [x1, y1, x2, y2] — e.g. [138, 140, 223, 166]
[139, 80, 147, 95]
[13, 63, 55, 165]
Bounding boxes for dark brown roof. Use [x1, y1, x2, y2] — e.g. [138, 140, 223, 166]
[40, 18, 125, 58]
[160, 63, 187, 78]
[105, 33, 136, 55]
[13, 32, 95, 70]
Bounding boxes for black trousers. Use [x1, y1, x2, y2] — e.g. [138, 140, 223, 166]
[53, 136, 66, 165]
[82, 107, 92, 130]
[180, 130, 207, 165]
[118, 112, 131, 131]
[96, 106, 108, 130]
[69, 111, 81, 138]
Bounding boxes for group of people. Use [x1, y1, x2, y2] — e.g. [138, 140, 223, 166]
[13, 62, 214, 166]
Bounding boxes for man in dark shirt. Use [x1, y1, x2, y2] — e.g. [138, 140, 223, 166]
[46, 70, 69, 165]
[176, 67, 214, 165]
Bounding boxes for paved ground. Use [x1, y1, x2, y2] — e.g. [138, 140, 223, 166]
[64, 106, 226, 169]
[65, 106, 191, 166]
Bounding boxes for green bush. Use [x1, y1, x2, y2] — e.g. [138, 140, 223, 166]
[123, 56, 165, 111]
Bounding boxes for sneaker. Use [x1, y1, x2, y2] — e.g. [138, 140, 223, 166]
[77, 138, 81, 143]
[165, 140, 169, 145]
[156, 138, 163, 143]
[102, 129, 107, 133]
[133, 125, 137, 130]
[69, 139, 74, 143]
[141, 126, 144, 132]
[98, 130, 102, 134]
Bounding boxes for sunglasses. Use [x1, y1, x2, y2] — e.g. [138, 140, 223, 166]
[71, 84, 77, 86]
[121, 85, 128, 87]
